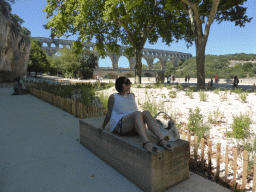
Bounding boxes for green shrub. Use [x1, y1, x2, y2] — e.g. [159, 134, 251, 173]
[168, 91, 177, 98]
[239, 91, 249, 103]
[234, 88, 242, 94]
[199, 90, 208, 101]
[141, 98, 158, 117]
[144, 73, 153, 77]
[208, 110, 224, 124]
[145, 85, 152, 89]
[187, 107, 210, 142]
[229, 113, 252, 140]
[124, 73, 134, 77]
[213, 88, 221, 94]
[136, 84, 142, 88]
[219, 90, 228, 101]
[185, 89, 194, 99]
[104, 73, 117, 79]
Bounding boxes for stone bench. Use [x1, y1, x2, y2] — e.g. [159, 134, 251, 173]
[19, 88, 28, 95]
[79, 116, 190, 192]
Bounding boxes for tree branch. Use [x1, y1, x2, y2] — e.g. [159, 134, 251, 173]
[182, 0, 203, 38]
[204, 0, 220, 40]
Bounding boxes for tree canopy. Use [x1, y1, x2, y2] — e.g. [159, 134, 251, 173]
[28, 38, 50, 77]
[165, 0, 253, 87]
[43, 0, 193, 84]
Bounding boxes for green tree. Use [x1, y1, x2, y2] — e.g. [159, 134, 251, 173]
[142, 64, 148, 70]
[77, 49, 98, 79]
[58, 48, 81, 77]
[166, 0, 252, 87]
[43, 0, 193, 84]
[28, 38, 50, 78]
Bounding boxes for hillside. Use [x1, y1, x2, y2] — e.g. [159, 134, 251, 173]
[157, 53, 256, 79]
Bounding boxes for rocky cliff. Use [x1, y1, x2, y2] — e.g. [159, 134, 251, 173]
[0, 0, 31, 83]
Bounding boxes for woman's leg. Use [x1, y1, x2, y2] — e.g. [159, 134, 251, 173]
[142, 110, 173, 150]
[121, 111, 158, 153]
[141, 110, 164, 141]
[121, 111, 149, 144]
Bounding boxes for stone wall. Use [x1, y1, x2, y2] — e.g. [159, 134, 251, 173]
[0, 1, 31, 83]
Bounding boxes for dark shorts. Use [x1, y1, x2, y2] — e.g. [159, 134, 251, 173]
[112, 117, 138, 136]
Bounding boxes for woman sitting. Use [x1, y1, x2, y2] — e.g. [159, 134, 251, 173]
[12, 77, 25, 95]
[98, 76, 173, 154]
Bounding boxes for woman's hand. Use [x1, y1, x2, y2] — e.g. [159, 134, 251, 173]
[98, 127, 104, 134]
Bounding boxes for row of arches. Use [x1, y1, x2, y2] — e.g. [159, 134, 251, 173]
[98, 56, 178, 70]
[41, 42, 191, 59]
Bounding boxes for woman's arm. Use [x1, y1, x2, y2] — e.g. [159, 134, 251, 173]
[98, 94, 115, 133]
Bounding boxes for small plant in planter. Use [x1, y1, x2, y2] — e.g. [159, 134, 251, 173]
[168, 91, 177, 98]
[199, 90, 208, 101]
[185, 89, 194, 99]
[239, 91, 249, 103]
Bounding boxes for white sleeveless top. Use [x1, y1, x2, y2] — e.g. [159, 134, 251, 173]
[110, 93, 138, 132]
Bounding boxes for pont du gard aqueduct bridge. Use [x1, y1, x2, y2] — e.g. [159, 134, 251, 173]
[33, 37, 192, 77]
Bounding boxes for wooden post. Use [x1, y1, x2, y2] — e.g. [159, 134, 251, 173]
[83, 104, 87, 118]
[201, 138, 205, 169]
[225, 145, 229, 182]
[67, 99, 72, 114]
[233, 147, 238, 187]
[252, 156, 256, 192]
[182, 131, 186, 140]
[64, 98, 68, 112]
[53, 95, 57, 107]
[241, 150, 248, 190]
[216, 143, 221, 182]
[208, 140, 212, 178]
[77, 102, 82, 118]
[194, 136, 198, 168]
[72, 100, 76, 116]
[187, 133, 191, 148]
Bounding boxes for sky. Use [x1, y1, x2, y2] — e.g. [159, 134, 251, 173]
[9, 0, 256, 68]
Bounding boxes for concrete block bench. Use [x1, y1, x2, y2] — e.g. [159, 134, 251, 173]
[19, 88, 28, 95]
[79, 117, 190, 192]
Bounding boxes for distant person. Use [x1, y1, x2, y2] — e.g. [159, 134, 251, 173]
[215, 74, 218, 83]
[185, 75, 187, 83]
[188, 75, 190, 84]
[233, 76, 239, 88]
[66, 75, 69, 79]
[167, 76, 170, 84]
[210, 78, 213, 86]
[156, 74, 158, 83]
[172, 74, 175, 82]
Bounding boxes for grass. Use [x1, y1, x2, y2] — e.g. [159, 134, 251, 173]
[199, 89, 208, 101]
[168, 91, 177, 98]
[208, 110, 224, 124]
[185, 89, 194, 99]
[219, 89, 229, 101]
[239, 91, 249, 103]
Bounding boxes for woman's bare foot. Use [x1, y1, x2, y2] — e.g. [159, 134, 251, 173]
[142, 141, 159, 154]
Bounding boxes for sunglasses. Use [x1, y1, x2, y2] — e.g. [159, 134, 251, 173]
[124, 82, 132, 85]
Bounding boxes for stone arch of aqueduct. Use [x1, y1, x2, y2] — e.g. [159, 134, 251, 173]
[33, 37, 193, 77]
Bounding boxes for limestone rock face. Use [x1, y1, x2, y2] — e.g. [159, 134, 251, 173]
[0, 1, 31, 83]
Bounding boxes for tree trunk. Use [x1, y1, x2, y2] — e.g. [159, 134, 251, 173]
[196, 41, 206, 88]
[35, 71, 37, 78]
[134, 48, 142, 84]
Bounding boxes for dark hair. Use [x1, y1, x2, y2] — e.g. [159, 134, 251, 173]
[115, 76, 131, 93]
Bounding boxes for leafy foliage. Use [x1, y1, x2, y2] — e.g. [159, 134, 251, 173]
[167, 54, 256, 78]
[187, 107, 210, 142]
[28, 38, 50, 77]
[228, 113, 252, 140]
